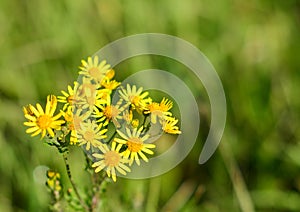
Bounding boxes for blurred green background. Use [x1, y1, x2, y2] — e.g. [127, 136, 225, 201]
[1, 0, 300, 211]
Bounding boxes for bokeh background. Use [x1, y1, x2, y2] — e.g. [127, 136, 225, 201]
[1, 0, 300, 211]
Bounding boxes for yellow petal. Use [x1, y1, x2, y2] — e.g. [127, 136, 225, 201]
[36, 104, 44, 115]
[26, 126, 39, 133]
[31, 129, 42, 137]
[47, 128, 55, 137]
[25, 114, 36, 121]
[30, 105, 40, 117]
[24, 122, 36, 127]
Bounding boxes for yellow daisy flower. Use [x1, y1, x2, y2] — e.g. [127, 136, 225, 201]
[100, 69, 120, 90]
[101, 78, 121, 91]
[92, 142, 130, 182]
[57, 82, 80, 111]
[115, 127, 155, 166]
[23, 95, 65, 138]
[119, 84, 152, 112]
[76, 85, 106, 111]
[79, 56, 111, 83]
[93, 96, 124, 127]
[62, 107, 90, 145]
[77, 120, 108, 150]
[145, 98, 173, 123]
[78, 77, 99, 95]
[161, 117, 181, 134]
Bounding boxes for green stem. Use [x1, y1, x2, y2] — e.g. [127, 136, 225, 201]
[141, 114, 147, 127]
[63, 152, 89, 211]
[90, 172, 101, 211]
[85, 154, 106, 212]
[141, 114, 150, 133]
[107, 130, 117, 143]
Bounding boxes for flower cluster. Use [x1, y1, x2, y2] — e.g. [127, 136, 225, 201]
[46, 170, 63, 202]
[23, 56, 181, 182]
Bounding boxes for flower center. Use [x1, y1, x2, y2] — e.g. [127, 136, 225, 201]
[83, 130, 95, 141]
[88, 67, 105, 82]
[148, 103, 163, 115]
[127, 137, 143, 152]
[104, 105, 119, 119]
[68, 122, 75, 131]
[88, 67, 100, 78]
[104, 151, 120, 167]
[37, 115, 52, 129]
[67, 95, 74, 104]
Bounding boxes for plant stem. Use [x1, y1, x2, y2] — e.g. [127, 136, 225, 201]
[107, 130, 117, 143]
[141, 114, 147, 127]
[219, 139, 255, 212]
[62, 152, 89, 211]
[90, 172, 101, 211]
[141, 115, 150, 133]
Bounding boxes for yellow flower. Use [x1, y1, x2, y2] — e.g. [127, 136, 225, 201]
[100, 69, 121, 90]
[92, 142, 130, 182]
[46, 170, 62, 191]
[76, 84, 106, 111]
[77, 120, 107, 150]
[119, 84, 152, 112]
[161, 117, 181, 134]
[57, 82, 80, 111]
[145, 98, 173, 123]
[62, 107, 90, 145]
[23, 95, 65, 138]
[115, 127, 155, 165]
[122, 110, 133, 124]
[101, 78, 121, 90]
[131, 119, 139, 128]
[104, 69, 115, 80]
[93, 96, 124, 127]
[79, 56, 110, 83]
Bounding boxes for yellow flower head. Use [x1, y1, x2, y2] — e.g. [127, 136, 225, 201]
[146, 98, 173, 123]
[75, 83, 106, 111]
[119, 84, 152, 113]
[93, 96, 124, 127]
[101, 79, 121, 91]
[100, 69, 121, 90]
[115, 127, 155, 166]
[161, 117, 181, 135]
[105, 69, 115, 80]
[131, 119, 139, 128]
[23, 95, 65, 138]
[79, 56, 111, 84]
[57, 82, 80, 111]
[62, 107, 90, 145]
[77, 119, 107, 150]
[92, 142, 130, 182]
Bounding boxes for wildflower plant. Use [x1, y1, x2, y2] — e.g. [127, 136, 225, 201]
[23, 56, 181, 211]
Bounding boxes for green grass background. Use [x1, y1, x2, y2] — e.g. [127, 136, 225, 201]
[1, 0, 300, 211]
